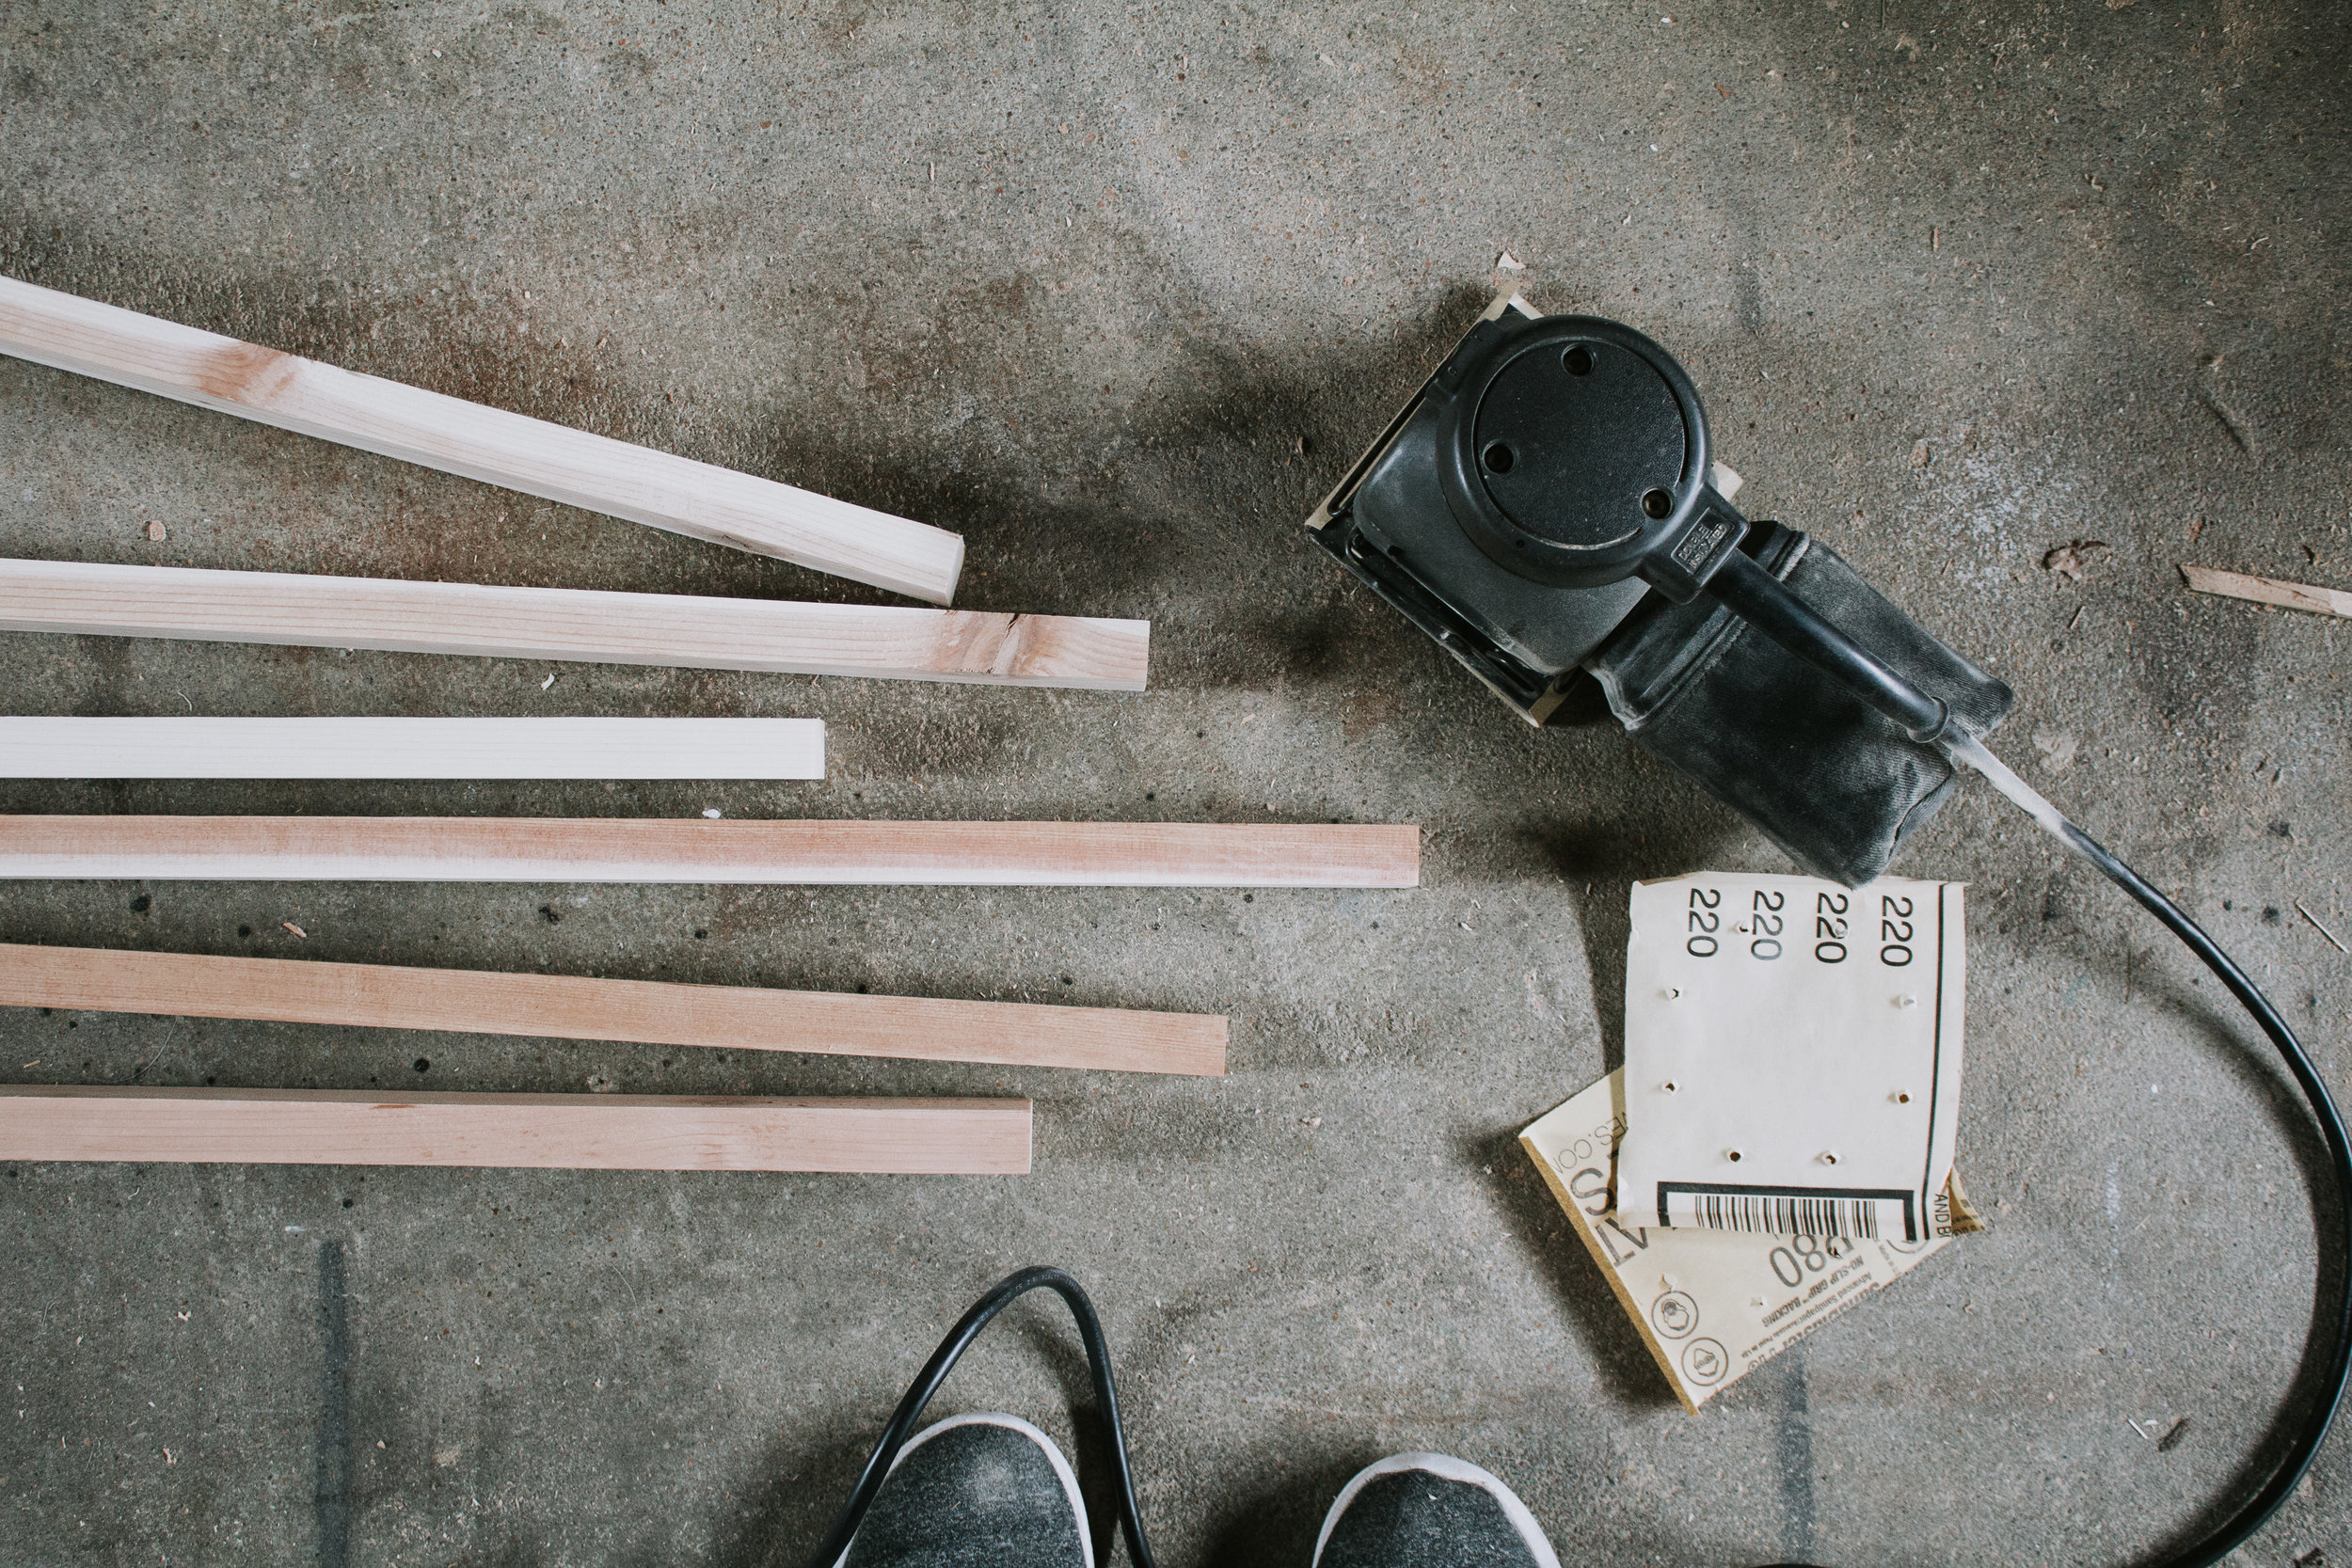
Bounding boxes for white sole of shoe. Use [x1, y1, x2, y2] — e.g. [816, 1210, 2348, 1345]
[1311, 1450, 1561, 1568]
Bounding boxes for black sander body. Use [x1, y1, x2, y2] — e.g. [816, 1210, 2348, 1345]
[1306, 294, 2012, 886]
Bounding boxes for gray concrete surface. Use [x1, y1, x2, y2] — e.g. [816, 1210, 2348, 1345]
[1, 2, 2346, 1563]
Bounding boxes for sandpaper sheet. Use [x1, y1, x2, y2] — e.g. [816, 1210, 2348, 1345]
[1613, 872, 1967, 1243]
[1522, 1069, 1977, 1412]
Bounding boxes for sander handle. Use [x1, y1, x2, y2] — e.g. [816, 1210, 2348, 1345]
[1699, 545, 1954, 745]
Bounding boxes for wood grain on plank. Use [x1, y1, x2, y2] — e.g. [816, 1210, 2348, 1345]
[0, 559, 1149, 690]
[2181, 563, 2352, 620]
[0, 717, 824, 780]
[0, 944, 1227, 1075]
[0, 816, 1420, 886]
[0, 273, 965, 603]
[0, 1086, 1030, 1172]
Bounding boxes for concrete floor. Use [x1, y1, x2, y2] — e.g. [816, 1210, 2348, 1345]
[1, 2, 2346, 1563]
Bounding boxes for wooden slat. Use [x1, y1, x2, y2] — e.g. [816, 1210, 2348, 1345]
[0, 559, 1149, 691]
[0, 717, 824, 780]
[2181, 563, 2352, 620]
[0, 816, 1420, 886]
[0, 944, 1226, 1076]
[0, 274, 964, 603]
[0, 1086, 1029, 1172]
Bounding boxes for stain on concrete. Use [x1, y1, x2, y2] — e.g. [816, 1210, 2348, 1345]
[314, 1239, 353, 1568]
[1774, 1350, 1819, 1563]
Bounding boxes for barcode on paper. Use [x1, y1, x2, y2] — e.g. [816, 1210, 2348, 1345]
[1662, 1183, 1916, 1242]
[1695, 1194, 1876, 1239]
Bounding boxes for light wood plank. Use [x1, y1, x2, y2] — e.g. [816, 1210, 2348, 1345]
[0, 1086, 1029, 1172]
[0, 816, 1417, 887]
[0, 274, 964, 603]
[0, 717, 824, 780]
[2181, 563, 2352, 620]
[0, 944, 1226, 1076]
[0, 559, 1149, 690]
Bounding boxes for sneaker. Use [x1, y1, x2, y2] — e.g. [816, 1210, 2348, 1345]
[1312, 1452, 1562, 1568]
[838, 1412, 1092, 1568]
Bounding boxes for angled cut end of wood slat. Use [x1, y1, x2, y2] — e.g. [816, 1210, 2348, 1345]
[930, 608, 1150, 690]
[2181, 563, 2352, 620]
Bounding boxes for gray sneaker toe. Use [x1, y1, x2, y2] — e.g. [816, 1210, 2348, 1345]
[840, 1414, 1091, 1568]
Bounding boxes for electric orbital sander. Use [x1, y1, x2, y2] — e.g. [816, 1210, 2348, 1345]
[1307, 293, 2013, 886]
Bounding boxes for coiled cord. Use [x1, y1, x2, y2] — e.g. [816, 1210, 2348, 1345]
[1942, 733, 2352, 1566]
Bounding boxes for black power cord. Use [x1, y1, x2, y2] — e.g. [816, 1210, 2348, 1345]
[2088, 827, 2352, 1562]
[1705, 546, 2352, 1564]
[1936, 735, 2352, 1568]
[801, 1265, 1156, 1568]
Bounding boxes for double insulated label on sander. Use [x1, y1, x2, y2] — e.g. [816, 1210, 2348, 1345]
[1613, 873, 1964, 1243]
